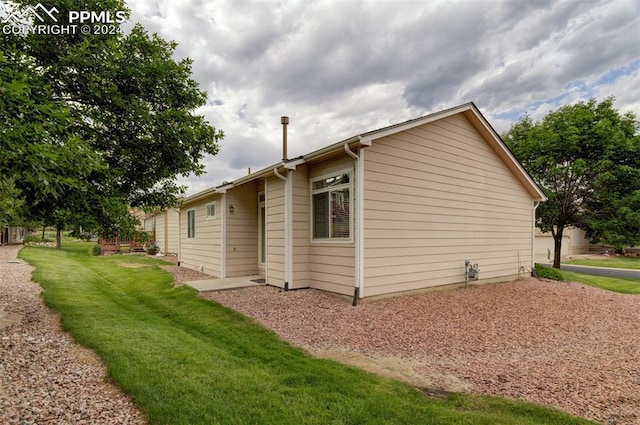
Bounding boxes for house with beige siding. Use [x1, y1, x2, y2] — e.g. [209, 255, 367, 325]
[534, 227, 595, 262]
[143, 208, 180, 254]
[178, 103, 546, 302]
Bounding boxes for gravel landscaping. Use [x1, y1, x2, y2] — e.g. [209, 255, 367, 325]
[0, 245, 145, 425]
[205, 278, 640, 425]
[4, 242, 638, 425]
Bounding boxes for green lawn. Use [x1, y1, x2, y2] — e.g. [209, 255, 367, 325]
[19, 240, 596, 425]
[559, 270, 640, 294]
[564, 256, 640, 270]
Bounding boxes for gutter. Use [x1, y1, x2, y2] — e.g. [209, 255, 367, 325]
[182, 137, 371, 206]
[177, 209, 181, 266]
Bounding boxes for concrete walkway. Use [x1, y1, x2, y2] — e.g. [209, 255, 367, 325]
[186, 275, 264, 292]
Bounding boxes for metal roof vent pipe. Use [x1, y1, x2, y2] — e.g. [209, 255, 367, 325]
[281, 116, 289, 161]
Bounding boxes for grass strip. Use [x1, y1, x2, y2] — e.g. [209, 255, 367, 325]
[564, 256, 640, 270]
[20, 240, 596, 425]
[559, 270, 640, 294]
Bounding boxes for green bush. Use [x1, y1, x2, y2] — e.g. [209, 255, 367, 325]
[89, 244, 102, 256]
[535, 263, 564, 281]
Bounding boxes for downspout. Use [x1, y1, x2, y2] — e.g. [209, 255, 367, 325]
[221, 193, 227, 278]
[343, 144, 362, 306]
[531, 201, 540, 275]
[273, 167, 291, 290]
[264, 178, 269, 285]
[177, 210, 181, 266]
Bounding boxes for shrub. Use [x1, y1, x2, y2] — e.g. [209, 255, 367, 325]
[90, 244, 102, 256]
[535, 263, 564, 281]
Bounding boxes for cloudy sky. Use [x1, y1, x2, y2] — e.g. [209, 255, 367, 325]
[126, 0, 639, 196]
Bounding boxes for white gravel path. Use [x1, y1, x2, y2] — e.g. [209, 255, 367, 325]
[205, 278, 640, 425]
[0, 245, 145, 425]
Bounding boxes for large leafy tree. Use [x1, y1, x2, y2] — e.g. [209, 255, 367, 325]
[0, 48, 100, 247]
[2, 0, 222, 246]
[503, 98, 639, 267]
[582, 106, 640, 251]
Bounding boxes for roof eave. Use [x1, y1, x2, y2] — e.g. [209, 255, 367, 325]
[182, 101, 547, 204]
[461, 105, 547, 202]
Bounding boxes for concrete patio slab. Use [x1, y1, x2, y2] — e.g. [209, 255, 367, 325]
[186, 275, 264, 292]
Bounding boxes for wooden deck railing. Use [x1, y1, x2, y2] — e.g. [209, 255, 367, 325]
[98, 234, 150, 255]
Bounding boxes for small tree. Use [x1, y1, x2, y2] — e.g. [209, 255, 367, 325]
[503, 97, 639, 267]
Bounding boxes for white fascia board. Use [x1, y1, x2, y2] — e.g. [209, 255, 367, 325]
[284, 158, 305, 170]
[301, 136, 362, 162]
[359, 103, 474, 144]
[181, 187, 219, 205]
[230, 167, 276, 187]
[216, 183, 234, 193]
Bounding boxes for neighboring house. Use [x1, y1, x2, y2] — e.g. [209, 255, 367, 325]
[178, 103, 546, 302]
[535, 228, 639, 261]
[534, 228, 595, 262]
[143, 208, 180, 254]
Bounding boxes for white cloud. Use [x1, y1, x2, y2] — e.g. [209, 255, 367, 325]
[125, 0, 640, 195]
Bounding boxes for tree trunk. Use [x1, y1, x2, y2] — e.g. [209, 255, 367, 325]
[41, 225, 45, 241]
[56, 225, 62, 250]
[553, 228, 564, 268]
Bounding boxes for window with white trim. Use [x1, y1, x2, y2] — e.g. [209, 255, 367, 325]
[187, 209, 196, 238]
[206, 202, 217, 219]
[311, 171, 352, 240]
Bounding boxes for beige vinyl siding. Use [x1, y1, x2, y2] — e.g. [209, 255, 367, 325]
[535, 229, 569, 263]
[156, 213, 165, 252]
[568, 228, 596, 255]
[308, 154, 356, 296]
[166, 209, 179, 253]
[179, 195, 222, 276]
[143, 216, 155, 234]
[266, 176, 285, 287]
[226, 182, 259, 277]
[145, 209, 179, 253]
[535, 227, 595, 262]
[363, 114, 534, 297]
[291, 164, 310, 288]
